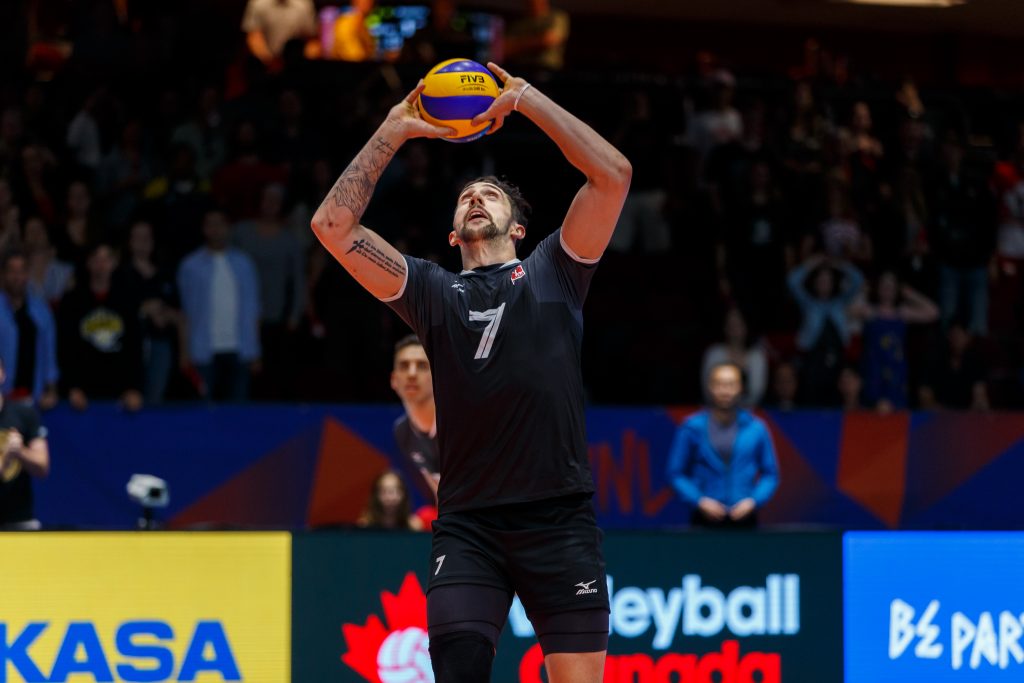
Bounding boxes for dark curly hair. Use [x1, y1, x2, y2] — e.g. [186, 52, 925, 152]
[459, 175, 532, 228]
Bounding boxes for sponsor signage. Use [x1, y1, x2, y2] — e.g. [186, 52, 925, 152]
[0, 533, 290, 682]
[293, 531, 842, 683]
[845, 532, 1024, 682]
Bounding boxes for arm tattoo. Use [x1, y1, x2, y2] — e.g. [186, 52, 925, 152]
[329, 136, 398, 219]
[345, 238, 407, 278]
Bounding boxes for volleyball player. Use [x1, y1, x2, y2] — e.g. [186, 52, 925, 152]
[311, 62, 630, 683]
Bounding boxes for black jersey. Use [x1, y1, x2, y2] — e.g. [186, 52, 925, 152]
[385, 229, 597, 512]
[0, 401, 45, 524]
[392, 414, 440, 502]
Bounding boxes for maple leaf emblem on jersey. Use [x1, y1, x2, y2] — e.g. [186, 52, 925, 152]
[341, 572, 434, 683]
[510, 264, 526, 284]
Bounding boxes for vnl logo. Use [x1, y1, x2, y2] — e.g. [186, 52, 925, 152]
[0, 620, 240, 682]
[845, 532, 1024, 682]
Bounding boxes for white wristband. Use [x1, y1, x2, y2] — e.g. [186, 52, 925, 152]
[513, 83, 532, 112]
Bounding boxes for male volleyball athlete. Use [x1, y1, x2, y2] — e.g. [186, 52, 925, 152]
[311, 62, 630, 683]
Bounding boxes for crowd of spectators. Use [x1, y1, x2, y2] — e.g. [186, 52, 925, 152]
[0, 0, 1022, 411]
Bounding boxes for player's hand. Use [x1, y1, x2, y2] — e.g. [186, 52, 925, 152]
[698, 497, 728, 522]
[471, 62, 531, 135]
[387, 81, 456, 141]
[5, 429, 24, 458]
[729, 498, 757, 521]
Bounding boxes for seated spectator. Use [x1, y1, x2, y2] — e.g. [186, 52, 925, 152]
[788, 254, 864, 405]
[701, 307, 768, 407]
[838, 365, 867, 411]
[0, 178, 19, 253]
[918, 321, 990, 411]
[242, 0, 319, 69]
[357, 470, 425, 531]
[0, 248, 59, 408]
[766, 361, 800, 411]
[116, 220, 179, 406]
[667, 362, 780, 529]
[212, 121, 287, 222]
[54, 179, 100, 272]
[177, 208, 261, 402]
[503, 0, 570, 71]
[807, 170, 873, 266]
[22, 215, 73, 306]
[688, 69, 743, 158]
[58, 243, 143, 412]
[0, 355, 50, 530]
[849, 270, 939, 411]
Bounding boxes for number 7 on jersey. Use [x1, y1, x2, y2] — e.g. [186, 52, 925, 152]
[468, 303, 505, 359]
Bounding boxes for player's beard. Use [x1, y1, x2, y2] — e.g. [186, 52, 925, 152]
[458, 215, 510, 244]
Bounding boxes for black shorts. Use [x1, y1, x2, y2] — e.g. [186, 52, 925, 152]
[426, 493, 609, 652]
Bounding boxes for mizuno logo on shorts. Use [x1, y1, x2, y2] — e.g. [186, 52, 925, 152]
[575, 580, 598, 595]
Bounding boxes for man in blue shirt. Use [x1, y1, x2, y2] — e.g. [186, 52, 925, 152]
[667, 362, 779, 528]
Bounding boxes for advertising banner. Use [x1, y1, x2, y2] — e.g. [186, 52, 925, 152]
[293, 531, 842, 683]
[845, 532, 1024, 682]
[0, 532, 291, 683]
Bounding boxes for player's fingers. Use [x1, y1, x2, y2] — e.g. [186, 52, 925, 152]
[404, 80, 426, 104]
[487, 62, 510, 84]
[486, 115, 505, 135]
[471, 107, 498, 127]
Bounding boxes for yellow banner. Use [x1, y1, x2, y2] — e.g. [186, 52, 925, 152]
[0, 532, 290, 682]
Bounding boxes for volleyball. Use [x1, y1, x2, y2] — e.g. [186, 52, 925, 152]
[376, 627, 434, 683]
[417, 58, 500, 143]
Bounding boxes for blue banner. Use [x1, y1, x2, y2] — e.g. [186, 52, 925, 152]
[844, 532, 1024, 682]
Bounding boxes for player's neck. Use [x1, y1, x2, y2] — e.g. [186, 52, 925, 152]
[406, 401, 436, 436]
[459, 240, 518, 271]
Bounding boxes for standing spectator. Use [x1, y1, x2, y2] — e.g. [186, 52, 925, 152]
[212, 120, 287, 222]
[233, 183, 304, 397]
[65, 89, 103, 176]
[850, 270, 939, 411]
[143, 143, 211, 266]
[171, 86, 227, 181]
[177, 208, 261, 402]
[54, 179, 99, 271]
[781, 81, 828, 237]
[701, 307, 768, 407]
[929, 131, 996, 335]
[329, 0, 376, 62]
[242, 0, 318, 69]
[918, 321, 990, 411]
[58, 242, 143, 412]
[839, 101, 884, 216]
[811, 170, 873, 266]
[0, 248, 59, 408]
[0, 355, 50, 531]
[667, 362, 780, 528]
[688, 69, 743, 158]
[117, 220, 179, 405]
[788, 253, 864, 405]
[22, 216, 73, 306]
[12, 144, 59, 224]
[97, 119, 153, 231]
[0, 178, 20, 253]
[357, 470, 425, 531]
[390, 335, 439, 506]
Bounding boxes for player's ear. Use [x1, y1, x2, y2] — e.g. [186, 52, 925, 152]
[449, 230, 460, 247]
[511, 223, 526, 241]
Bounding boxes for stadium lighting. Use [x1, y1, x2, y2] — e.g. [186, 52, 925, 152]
[830, 0, 966, 6]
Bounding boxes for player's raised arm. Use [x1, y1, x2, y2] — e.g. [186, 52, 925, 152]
[472, 62, 632, 261]
[311, 82, 453, 300]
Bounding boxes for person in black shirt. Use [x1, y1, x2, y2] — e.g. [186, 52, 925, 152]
[390, 335, 439, 506]
[0, 356, 50, 529]
[311, 63, 631, 683]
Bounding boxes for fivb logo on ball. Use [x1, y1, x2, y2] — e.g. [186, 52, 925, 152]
[340, 573, 434, 683]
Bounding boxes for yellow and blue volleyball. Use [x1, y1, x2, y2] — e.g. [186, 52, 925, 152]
[417, 59, 500, 143]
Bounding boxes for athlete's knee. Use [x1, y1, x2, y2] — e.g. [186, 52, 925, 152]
[429, 631, 495, 683]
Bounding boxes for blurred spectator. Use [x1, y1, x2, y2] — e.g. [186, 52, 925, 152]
[12, 144, 59, 224]
[0, 179, 21, 252]
[723, 159, 794, 332]
[143, 143, 211, 265]
[357, 470, 425, 530]
[0, 355, 50, 531]
[400, 0, 475, 65]
[65, 89, 103, 176]
[811, 170, 873, 266]
[242, 0, 318, 69]
[0, 107, 25, 174]
[838, 364, 866, 411]
[788, 254, 864, 405]
[609, 90, 670, 253]
[330, 0, 376, 62]
[688, 69, 743, 158]
[503, 0, 570, 71]
[171, 86, 227, 181]
[839, 101, 884, 223]
[782, 81, 829, 236]
[213, 120, 287, 221]
[0, 248, 59, 408]
[918, 321, 990, 411]
[54, 180, 99, 270]
[667, 362, 779, 528]
[390, 335, 440, 507]
[177, 208, 261, 402]
[701, 307, 768, 407]
[58, 242, 143, 412]
[766, 361, 799, 411]
[928, 130, 996, 335]
[97, 119, 153, 231]
[233, 183, 304, 397]
[116, 220, 179, 405]
[371, 141, 450, 256]
[22, 216, 73, 306]
[849, 270, 939, 411]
